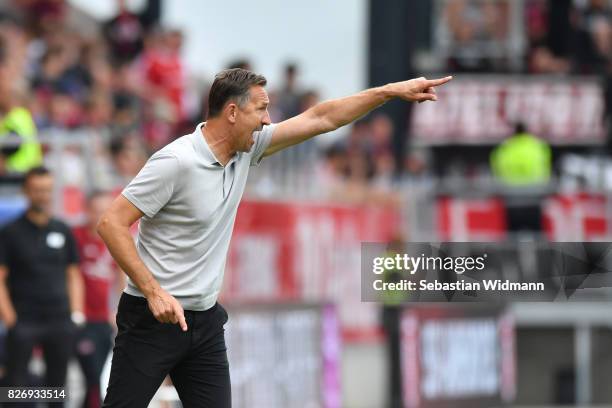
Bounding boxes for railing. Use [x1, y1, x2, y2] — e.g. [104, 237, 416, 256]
[0, 128, 111, 225]
[3, 126, 612, 242]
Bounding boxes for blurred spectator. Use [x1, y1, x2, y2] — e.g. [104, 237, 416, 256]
[368, 114, 398, 195]
[73, 191, 124, 408]
[403, 146, 433, 186]
[299, 89, 319, 111]
[110, 62, 143, 135]
[139, 28, 186, 149]
[108, 134, 148, 190]
[141, 29, 185, 118]
[47, 89, 82, 129]
[289, 88, 320, 164]
[541, 0, 574, 67]
[491, 123, 551, 233]
[372, 150, 396, 191]
[0, 167, 83, 398]
[19, 0, 67, 39]
[573, 0, 612, 74]
[525, 0, 571, 73]
[84, 91, 113, 129]
[82, 39, 113, 92]
[0, 16, 29, 91]
[30, 39, 86, 129]
[275, 63, 303, 120]
[314, 118, 402, 206]
[103, 0, 161, 65]
[338, 150, 399, 206]
[226, 58, 252, 70]
[529, 44, 571, 73]
[346, 119, 371, 153]
[525, 0, 549, 44]
[369, 113, 393, 155]
[341, 151, 373, 203]
[442, 0, 511, 72]
[316, 143, 348, 199]
[0, 60, 42, 175]
[491, 123, 551, 186]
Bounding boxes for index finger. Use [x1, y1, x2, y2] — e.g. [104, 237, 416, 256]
[426, 76, 453, 87]
[175, 304, 188, 331]
[178, 314, 188, 331]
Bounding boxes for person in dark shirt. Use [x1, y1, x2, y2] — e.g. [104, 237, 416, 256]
[103, 0, 161, 64]
[0, 167, 84, 399]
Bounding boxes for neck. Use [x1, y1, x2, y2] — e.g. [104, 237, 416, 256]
[26, 209, 50, 227]
[202, 120, 236, 166]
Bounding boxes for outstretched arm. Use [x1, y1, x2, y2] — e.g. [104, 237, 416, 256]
[263, 76, 452, 157]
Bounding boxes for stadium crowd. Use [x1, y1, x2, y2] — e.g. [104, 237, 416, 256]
[0, 0, 405, 208]
[0, 0, 611, 201]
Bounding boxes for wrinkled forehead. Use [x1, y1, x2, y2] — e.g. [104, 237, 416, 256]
[249, 85, 269, 105]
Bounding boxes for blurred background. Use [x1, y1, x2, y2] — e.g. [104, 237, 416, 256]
[1, 0, 612, 407]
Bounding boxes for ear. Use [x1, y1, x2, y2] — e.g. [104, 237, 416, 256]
[226, 103, 237, 124]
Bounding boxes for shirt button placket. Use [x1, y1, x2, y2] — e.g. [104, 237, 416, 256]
[223, 162, 235, 199]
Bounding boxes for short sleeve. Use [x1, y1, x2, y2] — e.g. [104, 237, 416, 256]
[64, 227, 80, 265]
[122, 151, 181, 218]
[249, 124, 276, 167]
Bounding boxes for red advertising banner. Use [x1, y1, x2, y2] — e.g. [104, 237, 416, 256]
[222, 200, 402, 342]
[412, 77, 605, 145]
[437, 197, 507, 241]
[543, 193, 609, 241]
[437, 194, 610, 241]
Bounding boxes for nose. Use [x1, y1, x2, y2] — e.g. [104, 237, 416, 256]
[262, 111, 271, 126]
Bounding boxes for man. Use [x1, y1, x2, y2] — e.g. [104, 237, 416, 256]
[490, 122, 551, 187]
[73, 191, 124, 408]
[0, 167, 84, 402]
[97, 68, 452, 407]
[0, 65, 42, 175]
[490, 122, 552, 233]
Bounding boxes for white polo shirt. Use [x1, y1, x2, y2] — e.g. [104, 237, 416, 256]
[122, 122, 276, 310]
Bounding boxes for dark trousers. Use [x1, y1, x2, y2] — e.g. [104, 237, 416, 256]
[75, 322, 113, 408]
[5, 318, 76, 407]
[506, 203, 542, 233]
[382, 306, 403, 408]
[103, 293, 231, 408]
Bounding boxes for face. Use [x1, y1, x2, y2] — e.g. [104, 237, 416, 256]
[23, 174, 54, 215]
[234, 86, 271, 152]
[87, 194, 113, 228]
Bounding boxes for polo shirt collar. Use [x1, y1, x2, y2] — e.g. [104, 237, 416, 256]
[193, 122, 219, 165]
[193, 122, 236, 167]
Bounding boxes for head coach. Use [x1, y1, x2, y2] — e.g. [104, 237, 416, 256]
[97, 68, 452, 407]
